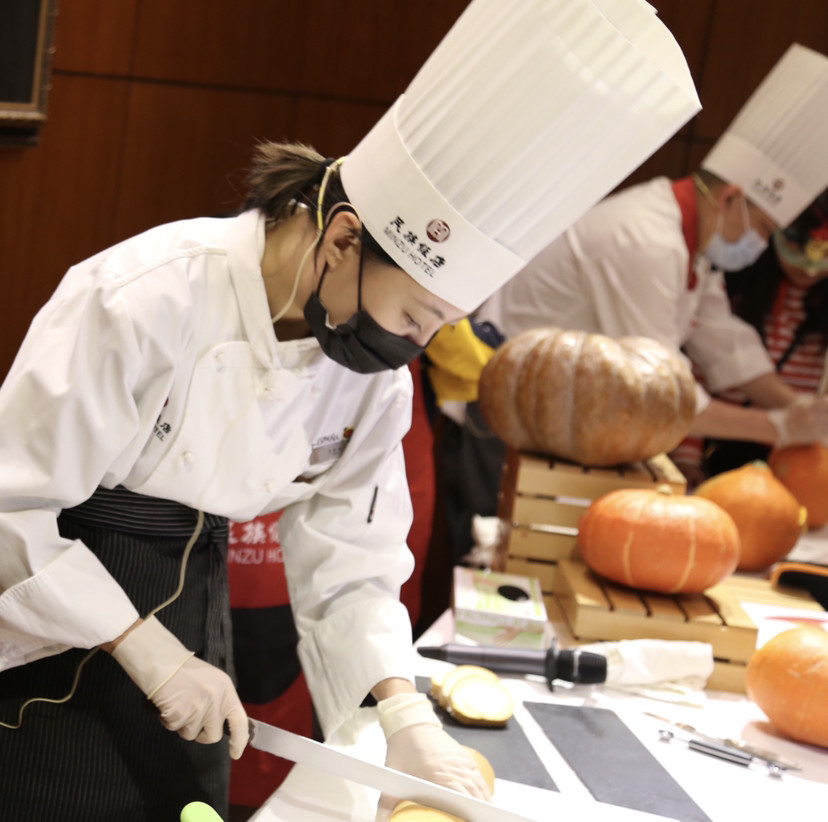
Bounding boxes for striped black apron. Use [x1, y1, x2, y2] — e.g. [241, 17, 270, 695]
[0, 486, 233, 822]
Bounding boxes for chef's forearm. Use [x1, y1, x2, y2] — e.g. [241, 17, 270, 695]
[371, 677, 418, 702]
[688, 398, 778, 444]
[99, 617, 143, 652]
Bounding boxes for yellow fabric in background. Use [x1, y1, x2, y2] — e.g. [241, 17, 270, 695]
[425, 319, 497, 406]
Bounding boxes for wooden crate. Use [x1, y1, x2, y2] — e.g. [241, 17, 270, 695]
[552, 559, 824, 692]
[495, 449, 687, 591]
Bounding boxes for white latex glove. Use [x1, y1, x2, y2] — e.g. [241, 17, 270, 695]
[374, 692, 491, 821]
[111, 615, 249, 759]
[768, 395, 828, 448]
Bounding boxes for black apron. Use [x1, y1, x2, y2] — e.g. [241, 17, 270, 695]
[0, 486, 233, 822]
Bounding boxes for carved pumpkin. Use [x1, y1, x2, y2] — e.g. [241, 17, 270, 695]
[746, 626, 828, 748]
[694, 461, 805, 572]
[577, 487, 740, 593]
[478, 327, 696, 466]
[768, 443, 828, 529]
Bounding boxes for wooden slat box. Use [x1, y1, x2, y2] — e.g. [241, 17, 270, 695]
[495, 449, 687, 591]
[552, 558, 824, 692]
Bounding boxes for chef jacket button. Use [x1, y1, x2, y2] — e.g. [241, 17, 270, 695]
[215, 352, 226, 373]
[310, 387, 321, 397]
[264, 481, 276, 493]
[181, 451, 195, 464]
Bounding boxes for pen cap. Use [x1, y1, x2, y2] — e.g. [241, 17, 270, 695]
[551, 647, 608, 684]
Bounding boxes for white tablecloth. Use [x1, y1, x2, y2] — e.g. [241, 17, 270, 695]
[251, 588, 828, 822]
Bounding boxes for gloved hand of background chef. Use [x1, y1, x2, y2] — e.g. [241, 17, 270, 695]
[768, 394, 828, 448]
[109, 615, 249, 759]
[374, 692, 491, 821]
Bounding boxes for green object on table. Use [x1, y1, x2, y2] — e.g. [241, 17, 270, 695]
[180, 801, 224, 822]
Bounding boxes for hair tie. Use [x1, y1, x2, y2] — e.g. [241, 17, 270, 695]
[316, 157, 347, 231]
[318, 157, 336, 183]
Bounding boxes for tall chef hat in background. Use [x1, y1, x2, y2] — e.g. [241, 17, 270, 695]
[702, 43, 828, 229]
[340, 0, 700, 313]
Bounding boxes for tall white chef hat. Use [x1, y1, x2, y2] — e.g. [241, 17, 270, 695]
[339, 0, 700, 313]
[702, 43, 828, 228]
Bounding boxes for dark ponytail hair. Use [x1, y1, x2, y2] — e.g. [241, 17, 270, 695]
[243, 141, 395, 267]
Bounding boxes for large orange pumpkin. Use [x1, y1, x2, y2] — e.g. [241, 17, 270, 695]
[694, 461, 805, 572]
[768, 443, 828, 529]
[477, 328, 696, 466]
[577, 488, 740, 593]
[746, 626, 828, 748]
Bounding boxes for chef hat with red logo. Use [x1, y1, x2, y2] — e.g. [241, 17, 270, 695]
[340, 0, 700, 313]
[703, 44, 828, 230]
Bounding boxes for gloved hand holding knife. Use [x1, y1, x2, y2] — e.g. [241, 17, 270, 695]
[106, 615, 249, 759]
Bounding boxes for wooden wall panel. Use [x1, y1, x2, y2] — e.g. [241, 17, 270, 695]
[52, 0, 139, 75]
[113, 84, 296, 239]
[694, 0, 828, 141]
[0, 75, 131, 375]
[298, 0, 467, 102]
[130, 0, 306, 90]
[293, 98, 388, 158]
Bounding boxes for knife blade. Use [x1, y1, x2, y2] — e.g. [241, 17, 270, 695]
[248, 718, 532, 822]
[248, 718, 681, 822]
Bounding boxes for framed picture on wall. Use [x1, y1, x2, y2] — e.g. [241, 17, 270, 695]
[0, 0, 59, 146]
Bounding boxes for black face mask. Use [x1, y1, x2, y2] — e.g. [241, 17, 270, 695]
[304, 251, 424, 374]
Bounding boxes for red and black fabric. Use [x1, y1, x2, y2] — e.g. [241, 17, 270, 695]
[227, 511, 314, 810]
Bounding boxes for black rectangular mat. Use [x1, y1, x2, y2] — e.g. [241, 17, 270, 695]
[524, 702, 712, 822]
[415, 676, 557, 791]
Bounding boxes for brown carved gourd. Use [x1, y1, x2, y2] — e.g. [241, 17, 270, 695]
[478, 327, 696, 466]
[577, 487, 741, 593]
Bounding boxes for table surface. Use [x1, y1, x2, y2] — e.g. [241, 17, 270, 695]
[252, 530, 828, 822]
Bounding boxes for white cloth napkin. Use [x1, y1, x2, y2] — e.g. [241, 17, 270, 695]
[579, 639, 714, 707]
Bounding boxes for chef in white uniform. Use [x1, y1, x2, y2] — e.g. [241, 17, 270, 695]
[481, 44, 828, 454]
[0, 2, 700, 819]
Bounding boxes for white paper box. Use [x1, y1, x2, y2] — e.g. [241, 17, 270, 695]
[453, 566, 548, 650]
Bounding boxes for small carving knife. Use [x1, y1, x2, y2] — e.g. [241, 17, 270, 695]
[248, 718, 680, 822]
[645, 713, 801, 772]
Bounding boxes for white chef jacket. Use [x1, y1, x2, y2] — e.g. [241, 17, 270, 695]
[479, 177, 774, 411]
[0, 209, 418, 738]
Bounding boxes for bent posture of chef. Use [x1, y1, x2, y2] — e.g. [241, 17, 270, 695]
[0, 1, 699, 819]
[481, 44, 828, 459]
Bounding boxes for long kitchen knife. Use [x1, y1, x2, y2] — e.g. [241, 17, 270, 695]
[248, 718, 680, 822]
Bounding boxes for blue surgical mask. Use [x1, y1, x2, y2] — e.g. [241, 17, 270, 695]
[704, 196, 768, 271]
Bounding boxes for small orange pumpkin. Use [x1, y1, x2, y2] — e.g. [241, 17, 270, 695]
[746, 626, 828, 748]
[693, 461, 805, 572]
[577, 487, 740, 593]
[768, 443, 828, 529]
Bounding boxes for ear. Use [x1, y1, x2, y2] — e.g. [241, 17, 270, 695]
[321, 210, 362, 269]
[717, 183, 743, 210]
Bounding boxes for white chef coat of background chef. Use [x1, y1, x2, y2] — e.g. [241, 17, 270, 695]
[0, 209, 417, 736]
[478, 177, 773, 412]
